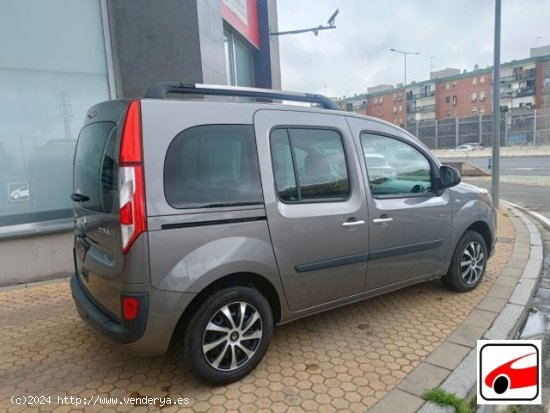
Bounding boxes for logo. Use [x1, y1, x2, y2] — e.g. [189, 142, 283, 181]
[98, 227, 116, 238]
[477, 340, 541, 404]
[8, 183, 30, 202]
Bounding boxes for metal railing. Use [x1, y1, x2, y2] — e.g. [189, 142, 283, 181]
[404, 107, 550, 149]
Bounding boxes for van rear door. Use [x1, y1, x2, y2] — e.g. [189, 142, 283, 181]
[73, 100, 148, 320]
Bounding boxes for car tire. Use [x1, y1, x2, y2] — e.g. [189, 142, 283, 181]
[442, 230, 488, 292]
[181, 286, 273, 385]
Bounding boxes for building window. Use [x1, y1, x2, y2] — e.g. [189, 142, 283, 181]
[452, 96, 458, 105]
[445, 96, 450, 104]
[445, 111, 450, 117]
[471, 92, 477, 102]
[393, 93, 397, 102]
[472, 106, 478, 116]
[0, 0, 111, 229]
[480, 75, 485, 83]
[374, 97, 378, 104]
[224, 29, 254, 87]
[480, 106, 485, 114]
[452, 81, 457, 87]
[473, 77, 477, 85]
[393, 106, 397, 114]
[398, 105, 402, 112]
[480, 91, 485, 101]
[445, 82, 450, 90]
[380, 96, 384, 104]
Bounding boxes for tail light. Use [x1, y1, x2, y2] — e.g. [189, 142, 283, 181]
[119, 100, 147, 253]
[121, 296, 140, 320]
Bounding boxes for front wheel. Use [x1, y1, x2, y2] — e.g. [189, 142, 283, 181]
[442, 230, 488, 292]
[181, 286, 274, 385]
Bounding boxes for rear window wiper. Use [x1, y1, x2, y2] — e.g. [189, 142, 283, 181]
[71, 193, 90, 203]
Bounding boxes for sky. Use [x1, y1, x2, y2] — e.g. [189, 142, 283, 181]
[275, 0, 550, 98]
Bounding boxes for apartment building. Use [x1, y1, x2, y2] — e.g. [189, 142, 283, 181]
[435, 68, 492, 119]
[407, 81, 436, 122]
[343, 51, 550, 126]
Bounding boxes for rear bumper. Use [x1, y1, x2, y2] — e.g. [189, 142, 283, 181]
[70, 274, 148, 344]
[71, 274, 196, 356]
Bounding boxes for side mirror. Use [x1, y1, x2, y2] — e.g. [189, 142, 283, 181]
[440, 165, 461, 189]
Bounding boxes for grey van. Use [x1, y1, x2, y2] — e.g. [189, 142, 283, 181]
[71, 83, 496, 384]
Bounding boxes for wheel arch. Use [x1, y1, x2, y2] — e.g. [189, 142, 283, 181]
[466, 220, 493, 254]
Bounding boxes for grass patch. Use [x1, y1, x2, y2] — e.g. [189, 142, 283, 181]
[422, 388, 474, 413]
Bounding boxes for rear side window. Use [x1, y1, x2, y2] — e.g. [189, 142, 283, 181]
[73, 122, 117, 213]
[164, 125, 263, 209]
[270, 128, 350, 203]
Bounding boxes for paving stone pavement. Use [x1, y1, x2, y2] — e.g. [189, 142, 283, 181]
[0, 210, 514, 412]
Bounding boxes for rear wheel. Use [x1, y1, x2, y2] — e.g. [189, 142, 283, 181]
[181, 286, 273, 385]
[442, 230, 487, 292]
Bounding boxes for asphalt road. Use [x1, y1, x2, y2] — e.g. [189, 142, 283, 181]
[443, 155, 550, 176]
[463, 178, 550, 220]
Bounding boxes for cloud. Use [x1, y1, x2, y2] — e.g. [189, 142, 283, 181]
[276, 0, 550, 97]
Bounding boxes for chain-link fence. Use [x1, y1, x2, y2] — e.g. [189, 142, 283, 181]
[404, 108, 550, 149]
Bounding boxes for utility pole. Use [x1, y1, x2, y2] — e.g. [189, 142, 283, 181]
[390, 48, 419, 130]
[492, 0, 501, 208]
[56, 92, 73, 140]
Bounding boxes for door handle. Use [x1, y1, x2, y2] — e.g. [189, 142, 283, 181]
[372, 217, 393, 224]
[341, 220, 366, 227]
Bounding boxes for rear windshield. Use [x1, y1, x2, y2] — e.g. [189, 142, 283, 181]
[73, 122, 117, 213]
[164, 124, 263, 209]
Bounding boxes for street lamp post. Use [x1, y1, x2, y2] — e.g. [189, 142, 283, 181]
[492, 0, 501, 208]
[390, 48, 419, 131]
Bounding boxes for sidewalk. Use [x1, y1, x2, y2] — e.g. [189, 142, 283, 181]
[465, 175, 550, 188]
[370, 206, 544, 413]
[0, 207, 542, 413]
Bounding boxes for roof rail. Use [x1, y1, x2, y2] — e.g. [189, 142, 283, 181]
[144, 82, 339, 110]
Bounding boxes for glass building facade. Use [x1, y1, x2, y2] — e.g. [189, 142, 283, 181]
[0, 0, 111, 234]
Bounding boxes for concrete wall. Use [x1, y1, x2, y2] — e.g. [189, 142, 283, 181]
[0, 231, 73, 286]
[197, 0, 227, 85]
[107, 0, 204, 98]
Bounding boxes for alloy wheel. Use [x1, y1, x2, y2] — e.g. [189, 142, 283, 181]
[202, 302, 263, 371]
[460, 241, 485, 284]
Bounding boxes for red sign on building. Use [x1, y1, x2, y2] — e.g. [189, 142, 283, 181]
[222, 0, 260, 49]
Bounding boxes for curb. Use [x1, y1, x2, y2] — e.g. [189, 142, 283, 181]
[368, 205, 544, 413]
[501, 200, 550, 231]
[0, 276, 70, 293]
